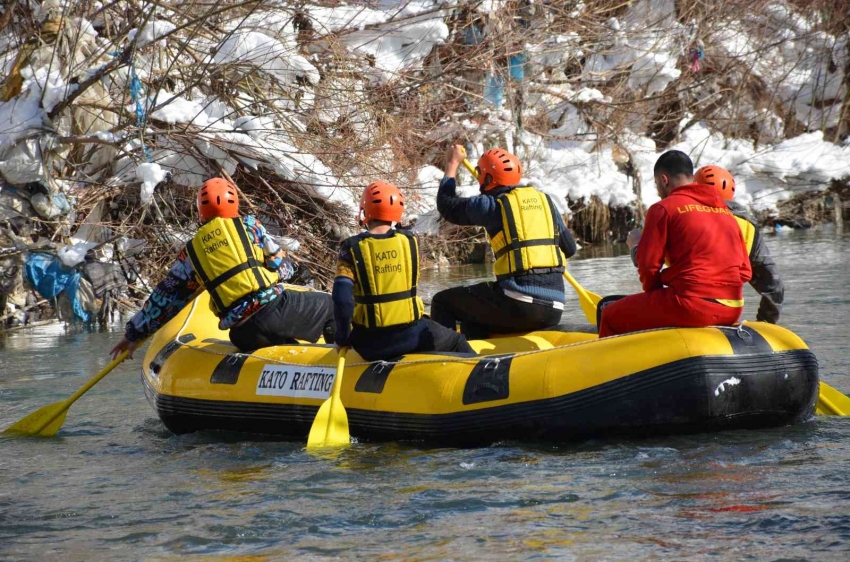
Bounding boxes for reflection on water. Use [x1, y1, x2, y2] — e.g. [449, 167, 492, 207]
[1, 229, 848, 560]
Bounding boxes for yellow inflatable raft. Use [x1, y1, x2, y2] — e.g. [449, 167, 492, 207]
[142, 292, 819, 443]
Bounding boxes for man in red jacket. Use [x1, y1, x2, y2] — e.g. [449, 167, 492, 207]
[598, 150, 752, 338]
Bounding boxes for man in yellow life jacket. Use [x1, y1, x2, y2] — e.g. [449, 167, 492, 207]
[332, 182, 473, 361]
[625, 165, 784, 324]
[430, 145, 578, 339]
[110, 177, 334, 358]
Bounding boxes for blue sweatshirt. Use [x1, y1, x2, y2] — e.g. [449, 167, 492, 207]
[437, 177, 577, 304]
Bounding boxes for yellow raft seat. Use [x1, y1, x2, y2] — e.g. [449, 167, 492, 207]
[141, 292, 819, 443]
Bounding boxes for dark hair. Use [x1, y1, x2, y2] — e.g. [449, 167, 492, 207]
[654, 150, 693, 178]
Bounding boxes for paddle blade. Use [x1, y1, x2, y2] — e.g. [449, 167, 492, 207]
[307, 349, 350, 449]
[563, 271, 603, 325]
[577, 292, 601, 326]
[307, 395, 350, 448]
[3, 401, 69, 437]
[815, 382, 850, 416]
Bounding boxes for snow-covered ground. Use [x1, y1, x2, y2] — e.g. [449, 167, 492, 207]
[1, 0, 848, 235]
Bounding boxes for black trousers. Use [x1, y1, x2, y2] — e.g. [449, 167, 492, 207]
[351, 318, 473, 362]
[430, 282, 563, 340]
[229, 290, 334, 351]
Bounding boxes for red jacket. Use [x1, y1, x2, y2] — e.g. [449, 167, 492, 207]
[637, 183, 752, 300]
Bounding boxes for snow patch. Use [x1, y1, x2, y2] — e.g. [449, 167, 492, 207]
[332, 11, 449, 83]
[135, 162, 168, 204]
[129, 20, 176, 47]
[150, 96, 209, 126]
[20, 66, 78, 114]
[233, 115, 276, 138]
[212, 31, 320, 85]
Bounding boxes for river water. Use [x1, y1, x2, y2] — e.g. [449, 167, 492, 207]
[1, 230, 849, 560]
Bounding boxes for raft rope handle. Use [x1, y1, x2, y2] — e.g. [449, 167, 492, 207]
[167, 300, 757, 369]
[374, 361, 389, 373]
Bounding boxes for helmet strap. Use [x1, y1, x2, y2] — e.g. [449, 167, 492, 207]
[480, 173, 494, 193]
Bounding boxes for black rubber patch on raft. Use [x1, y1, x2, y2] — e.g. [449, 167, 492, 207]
[210, 354, 248, 385]
[149, 334, 196, 374]
[355, 361, 396, 394]
[463, 354, 513, 405]
[717, 326, 772, 355]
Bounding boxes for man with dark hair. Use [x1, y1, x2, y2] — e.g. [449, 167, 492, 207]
[598, 150, 752, 337]
[626, 164, 785, 324]
[654, 149, 694, 177]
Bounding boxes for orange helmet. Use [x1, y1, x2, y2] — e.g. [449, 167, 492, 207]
[695, 165, 736, 200]
[197, 177, 239, 221]
[477, 148, 522, 192]
[359, 181, 405, 225]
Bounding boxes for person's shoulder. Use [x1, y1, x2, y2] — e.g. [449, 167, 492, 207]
[341, 231, 369, 248]
[242, 215, 260, 227]
[646, 198, 672, 212]
[725, 200, 757, 225]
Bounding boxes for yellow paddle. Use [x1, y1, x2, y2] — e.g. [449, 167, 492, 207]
[816, 382, 850, 416]
[3, 339, 147, 437]
[563, 270, 603, 325]
[307, 347, 350, 448]
[460, 154, 601, 324]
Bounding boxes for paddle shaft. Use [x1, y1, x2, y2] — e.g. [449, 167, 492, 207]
[563, 269, 598, 302]
[36, 349, 135, 433]
[327, 349, 348, 417]
[462, 158, 477, 178]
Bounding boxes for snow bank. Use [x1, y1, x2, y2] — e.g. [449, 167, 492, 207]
[339, 15, 449, 83]
[583, 0, 684, 97]
[712, 3, 848, 131]
[307, 2, 448, 83]
[211, 31, 320, 85]
[661, 121, 850, 211]
[4, 0, 848, 233]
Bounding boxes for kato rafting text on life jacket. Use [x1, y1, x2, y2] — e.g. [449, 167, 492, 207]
[374, 248, 402, 274]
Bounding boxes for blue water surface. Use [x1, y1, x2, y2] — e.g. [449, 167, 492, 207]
[1, 229, 848, 560]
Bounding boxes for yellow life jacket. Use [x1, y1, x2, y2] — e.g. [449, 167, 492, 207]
[348, 230, 425, 329]
[489, 186, 566, 280]
[186, 217, 279, 316]
[734, 215, 755, 255]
